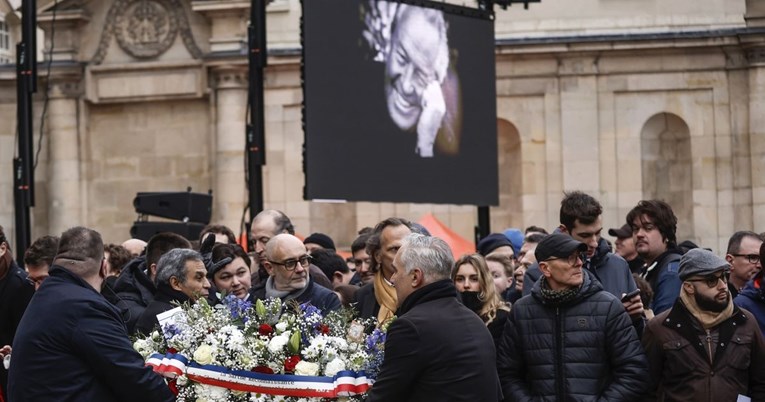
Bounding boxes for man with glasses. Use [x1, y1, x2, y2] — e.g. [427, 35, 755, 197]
[725, 231, 763, 298]
[250, 234, 340, 314]
[524, 192, 643, 326]
[735, 241, 765, 336]
[643, 248, 765, 401]
[498, 233, 648, 400]
[23, 235, 59, 290]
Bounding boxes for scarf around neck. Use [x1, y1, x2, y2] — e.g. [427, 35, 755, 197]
[264, 274, 310, 301]
[539, 277, 580, 306]
[680, 287, 735, 329]
[374, 270, 397, 326]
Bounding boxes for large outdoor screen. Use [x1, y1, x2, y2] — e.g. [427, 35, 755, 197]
[302, 0, 498, 205]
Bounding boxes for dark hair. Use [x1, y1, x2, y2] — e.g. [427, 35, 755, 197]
[146, 232, 192, 268]
[351, 233, 372, 254]
[524, 233, 548, 244]
[310, 249, 349, 279]
[524, 225, 548, 235]
[24, 235, 59, 267]
[57, 227, 104, 263]
[560, 191, 603, 231]
[334, 284, 359, 307]
[726, 231, 762, 254]
[104, 244, 132, 275]
[366, 217, 413, 274]
[199, 224, 237, 245]
[210, 243, 251, 275]
[0, 225, 6, 247]
[626, 200, 678, 247]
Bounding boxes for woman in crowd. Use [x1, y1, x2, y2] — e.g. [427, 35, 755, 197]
[209, 243, 253, 301]
[452, 254, 511, 346]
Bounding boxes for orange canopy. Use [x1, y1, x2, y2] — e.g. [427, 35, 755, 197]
[417, 213, 476, 259]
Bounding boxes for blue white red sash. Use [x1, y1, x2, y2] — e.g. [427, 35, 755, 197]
[146, 353, 372, 397]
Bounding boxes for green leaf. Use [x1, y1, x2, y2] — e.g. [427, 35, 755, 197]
[288, 330, 301, 354]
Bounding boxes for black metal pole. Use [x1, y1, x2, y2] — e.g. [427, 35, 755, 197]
[475, 206, 490, 246]
[246, 0, 267, 220]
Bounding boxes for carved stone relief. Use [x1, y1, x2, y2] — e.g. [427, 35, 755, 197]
[92, 0, 203, 64]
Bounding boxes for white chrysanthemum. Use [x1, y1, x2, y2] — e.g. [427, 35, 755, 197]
[194, 383, 229, 402]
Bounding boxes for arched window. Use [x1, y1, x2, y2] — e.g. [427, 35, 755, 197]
[640, 112, 694, 241]
[491, 118, 523, 230]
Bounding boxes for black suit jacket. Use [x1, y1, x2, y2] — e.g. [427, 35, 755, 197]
[366, 280, 502, 402]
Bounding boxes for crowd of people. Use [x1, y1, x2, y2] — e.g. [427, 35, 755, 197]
[1, 191, 765, 401]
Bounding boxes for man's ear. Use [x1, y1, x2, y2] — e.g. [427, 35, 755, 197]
[539, 261, 552, 278]
[169, 276, 183, 292]
[99, 259, 107, 279]
[333, 271, 344, 284]
[725, 254, 734, 265]
[682, 281, 695, 295]
[558, 224, 569, 235]
[263, 261, 274, 275]
[411, 268, 424, 287]
[149, 263, 158, 279]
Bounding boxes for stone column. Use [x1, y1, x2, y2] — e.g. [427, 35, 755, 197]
[46, 80, 82, 234]
[747, 47, 765, 231]
[211, 67, 248, 232]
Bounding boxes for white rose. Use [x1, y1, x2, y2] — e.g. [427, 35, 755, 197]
[294, 360, 320, 376]
[324, 358, 346, 377]
[275, 322, 288, 333]
[268, 335, 289, 354]
[193, 344, 215, 365]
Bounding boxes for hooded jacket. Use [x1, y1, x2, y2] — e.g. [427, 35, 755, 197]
[498, 270, 648, 401]
[112, 256, 156, 334]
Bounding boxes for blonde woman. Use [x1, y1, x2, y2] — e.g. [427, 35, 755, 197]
[452, 253, 511, 346]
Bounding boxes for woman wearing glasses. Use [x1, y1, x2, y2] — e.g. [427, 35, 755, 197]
[451, 254, 510, 347]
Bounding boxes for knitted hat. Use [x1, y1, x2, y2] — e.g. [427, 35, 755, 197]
[303, 233, 336, 251]
[477, 233, 514, 256]
[678, 248, 729, 281]
[502, 228, 524, 256]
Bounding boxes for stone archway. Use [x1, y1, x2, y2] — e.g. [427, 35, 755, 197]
[640, 112, 694, 242]
[491, 118, 523, 231]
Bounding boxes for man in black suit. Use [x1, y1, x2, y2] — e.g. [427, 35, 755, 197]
[366, 233, 501, 402]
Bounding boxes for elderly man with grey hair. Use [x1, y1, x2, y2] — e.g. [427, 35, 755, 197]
[366, 233, 501, 402]
[134, 248, 210, 335]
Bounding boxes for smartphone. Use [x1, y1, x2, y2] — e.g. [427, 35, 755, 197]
[621, 289, 641, 302]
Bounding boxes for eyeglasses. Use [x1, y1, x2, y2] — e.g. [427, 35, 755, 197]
[687, 271, 729, 288]
[731, 254, 760, 264]
[268, 255, 312, 271]
[544, 252, 583, 266]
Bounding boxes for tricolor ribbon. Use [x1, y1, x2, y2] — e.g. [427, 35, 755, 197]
[146, 352, 188, 379]
[187, 363, 372, 398]
[146, 353, 372, 397]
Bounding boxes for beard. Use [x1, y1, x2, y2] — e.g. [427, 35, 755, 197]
[694, 290, 729, 313]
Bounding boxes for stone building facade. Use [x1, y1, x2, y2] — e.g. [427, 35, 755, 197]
[0, 0, 763, 253]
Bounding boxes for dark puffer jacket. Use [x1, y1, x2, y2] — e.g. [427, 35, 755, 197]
[734, 278, 765, 336]
[498, 270, 649, 401]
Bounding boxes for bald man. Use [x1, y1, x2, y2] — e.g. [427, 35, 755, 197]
[249, 234, 340, 314]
